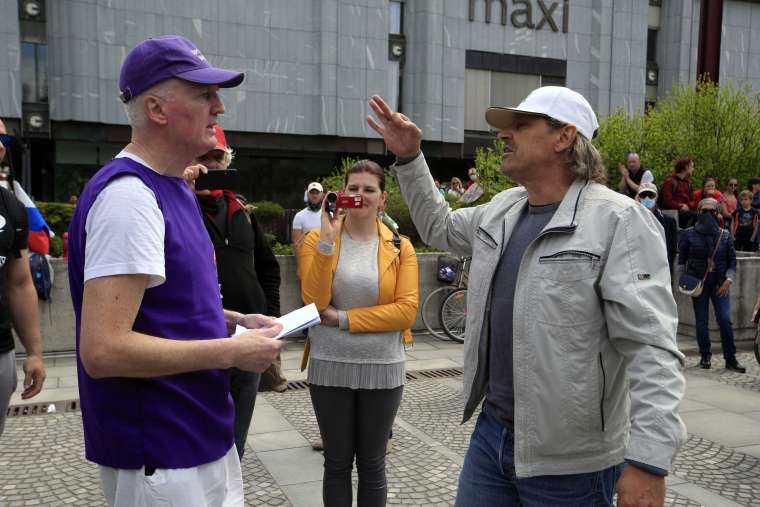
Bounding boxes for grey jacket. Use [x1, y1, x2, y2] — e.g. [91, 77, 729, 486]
[396, 154, 686, 478]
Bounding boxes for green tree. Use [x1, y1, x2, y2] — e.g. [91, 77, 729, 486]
[458, 138, 517, 208]
[595, 79, 760, 190]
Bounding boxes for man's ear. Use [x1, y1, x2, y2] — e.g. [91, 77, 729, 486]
[554, 124, 577, 152]
[144, 96, 169, 126]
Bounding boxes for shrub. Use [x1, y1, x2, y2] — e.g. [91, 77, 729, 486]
[250, 201, 285, 227]
[595, 79, 760, 189]
[35, 202, 75, 236]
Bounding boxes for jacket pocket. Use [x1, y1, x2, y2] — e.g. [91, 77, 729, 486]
[537, 250, 602, 282]
[475, 227, 498, 250]
[529, 319, 606, 456]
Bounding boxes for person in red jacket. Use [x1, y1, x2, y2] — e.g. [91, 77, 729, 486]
[661, 157, 696, 228]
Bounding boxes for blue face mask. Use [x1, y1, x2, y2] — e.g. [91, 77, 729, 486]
[640, 197, 656, 209]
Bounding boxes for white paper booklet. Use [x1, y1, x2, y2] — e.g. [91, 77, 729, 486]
[234, 303, 321, 339]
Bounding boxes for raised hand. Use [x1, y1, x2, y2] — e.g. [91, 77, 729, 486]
[367, 95, 423, 159]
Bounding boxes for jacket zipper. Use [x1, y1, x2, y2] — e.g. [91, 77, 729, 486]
[599, 352, 606, 432]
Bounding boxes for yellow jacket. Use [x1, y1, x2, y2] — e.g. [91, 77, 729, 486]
[298, 219, 419, 370]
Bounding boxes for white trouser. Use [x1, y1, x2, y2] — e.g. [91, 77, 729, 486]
[99, 445, 243, 507]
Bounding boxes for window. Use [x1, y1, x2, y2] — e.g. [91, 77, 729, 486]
[647, 29, 658, 63]
[21, 42, 47, 103]
[465, 69, 542, 131]
[389, 1, 403, 34]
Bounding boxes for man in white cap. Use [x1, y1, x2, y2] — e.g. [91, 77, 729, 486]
[368, 87, 686, 506]
[292, 181, 325, 264]
[636, 182, 678, 272]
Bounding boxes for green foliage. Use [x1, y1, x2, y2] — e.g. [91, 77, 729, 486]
[458, 139, 517, 208]
[271, 242, 294, 256]
[250, 201, 285, 227]
[35, 202, 76, 237]
[595, 79, 760, 188]
[49, 235, 63, 258]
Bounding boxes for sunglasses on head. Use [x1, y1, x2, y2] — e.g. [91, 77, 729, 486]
[639, 192, 656, 199]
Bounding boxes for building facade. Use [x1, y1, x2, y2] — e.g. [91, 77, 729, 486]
[0, 0, 757, 205]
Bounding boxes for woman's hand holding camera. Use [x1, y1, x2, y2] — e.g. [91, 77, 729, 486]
[320, 196, 340, 245]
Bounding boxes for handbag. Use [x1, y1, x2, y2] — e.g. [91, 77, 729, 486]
[678, 230, 723, 298]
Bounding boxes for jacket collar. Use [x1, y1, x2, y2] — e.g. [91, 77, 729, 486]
[478, 178, 587, 248]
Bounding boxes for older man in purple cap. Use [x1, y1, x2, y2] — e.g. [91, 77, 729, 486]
[368, 88, 686, 506]
[67, 35, 286, 506]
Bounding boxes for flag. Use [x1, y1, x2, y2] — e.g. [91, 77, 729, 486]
[12, 180, 54, 255]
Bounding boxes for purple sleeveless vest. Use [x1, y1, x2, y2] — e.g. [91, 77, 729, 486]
[68, 157, 233, 469]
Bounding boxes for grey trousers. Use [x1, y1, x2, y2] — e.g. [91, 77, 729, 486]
[0, 349, 17, 437]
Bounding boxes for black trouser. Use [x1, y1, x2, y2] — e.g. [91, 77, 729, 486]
[229, 367, 261, 459]
[309, 384, 403, 507]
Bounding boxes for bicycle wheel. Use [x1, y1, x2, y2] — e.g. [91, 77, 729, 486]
[754, 322, 760, 366]
[422, 286, 456, 341]
[440, 288, 467, 343]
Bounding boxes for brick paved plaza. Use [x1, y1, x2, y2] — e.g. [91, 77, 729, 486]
[2, 335, 760, 506]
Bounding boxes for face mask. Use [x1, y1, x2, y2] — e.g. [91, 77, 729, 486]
[308, 201, 322, 212]
[640, 197, 656, 209]
[469, 174, 477, 182]
[697, 211, 719, 230]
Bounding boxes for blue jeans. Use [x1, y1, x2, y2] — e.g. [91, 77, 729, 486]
[455, 408, 623, 506]
[691, 274, 736, 360]
[229, 367, 261, 459]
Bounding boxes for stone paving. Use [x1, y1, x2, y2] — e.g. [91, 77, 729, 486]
[3, 336, 760, 505]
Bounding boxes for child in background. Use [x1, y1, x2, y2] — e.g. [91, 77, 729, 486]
[731, 190, 759, 252]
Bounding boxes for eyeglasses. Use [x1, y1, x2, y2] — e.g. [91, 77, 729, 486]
[700, 209, 718, 214]
[639, 192, 656, 199]
[729, 183, 738, 187]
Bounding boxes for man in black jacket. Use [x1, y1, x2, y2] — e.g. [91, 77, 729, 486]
[637, 182, 678, 273]
[191, 125, 281, 459]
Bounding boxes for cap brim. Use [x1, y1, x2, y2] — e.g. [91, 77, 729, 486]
[485, 107, 549, 130]
[175, 67, 245, 88]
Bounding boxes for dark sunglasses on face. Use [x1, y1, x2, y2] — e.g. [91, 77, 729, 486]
[700, 209, 718, 215]
[0, 134, 12, 148]
[639, 192, 656, 199]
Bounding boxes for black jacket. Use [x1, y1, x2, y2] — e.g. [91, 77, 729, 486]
[199, 192, 280, 317]
[653, 208, 678, 271]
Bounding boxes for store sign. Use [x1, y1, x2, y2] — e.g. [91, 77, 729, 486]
[468, 0, 569, 33]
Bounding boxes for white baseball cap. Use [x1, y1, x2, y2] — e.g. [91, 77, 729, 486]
[485, 86, 599, 140]
[307, 182, 323, 192]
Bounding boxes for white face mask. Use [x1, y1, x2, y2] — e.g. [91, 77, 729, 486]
[640, 197, 656, 209]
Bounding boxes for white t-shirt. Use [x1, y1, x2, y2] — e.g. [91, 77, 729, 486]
[83, 151, 165, 288]
[292, 207, 322, 233]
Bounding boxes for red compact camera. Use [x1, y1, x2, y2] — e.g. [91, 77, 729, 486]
[326, 192, 363, 215]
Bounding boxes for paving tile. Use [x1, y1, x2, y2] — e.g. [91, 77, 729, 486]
[281, 481, 324, 507]
[250, 430, 310, 452]
[682, 409, 760, 447]
[684, 385, 760, 414]
[256, 447, 325, 486]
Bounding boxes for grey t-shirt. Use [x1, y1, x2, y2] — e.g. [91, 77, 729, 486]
[485, 202, 559, 428]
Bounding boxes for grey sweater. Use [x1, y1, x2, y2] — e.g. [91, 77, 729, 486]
[307, 232, 405, 390]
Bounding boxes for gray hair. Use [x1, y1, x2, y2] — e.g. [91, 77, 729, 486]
[563, 133, 607, 185]
[220, 149, 234, 168]
[122, 79, 177, 128]
[547, 119, 607, 184]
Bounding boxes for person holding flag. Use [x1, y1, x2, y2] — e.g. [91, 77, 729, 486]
[0, 118, 46, 438]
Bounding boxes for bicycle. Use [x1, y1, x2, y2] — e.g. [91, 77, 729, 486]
[421, 256, 470, 343]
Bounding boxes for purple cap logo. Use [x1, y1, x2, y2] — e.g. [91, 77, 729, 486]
[119, 35, 244, 103]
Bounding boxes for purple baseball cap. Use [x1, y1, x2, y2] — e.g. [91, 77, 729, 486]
[118, 35, 244, 103]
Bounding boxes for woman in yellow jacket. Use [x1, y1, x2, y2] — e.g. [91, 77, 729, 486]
[299, 160, 419, 507]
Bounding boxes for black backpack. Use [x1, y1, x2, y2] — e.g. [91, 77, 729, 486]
[29, 252, 52, 300]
